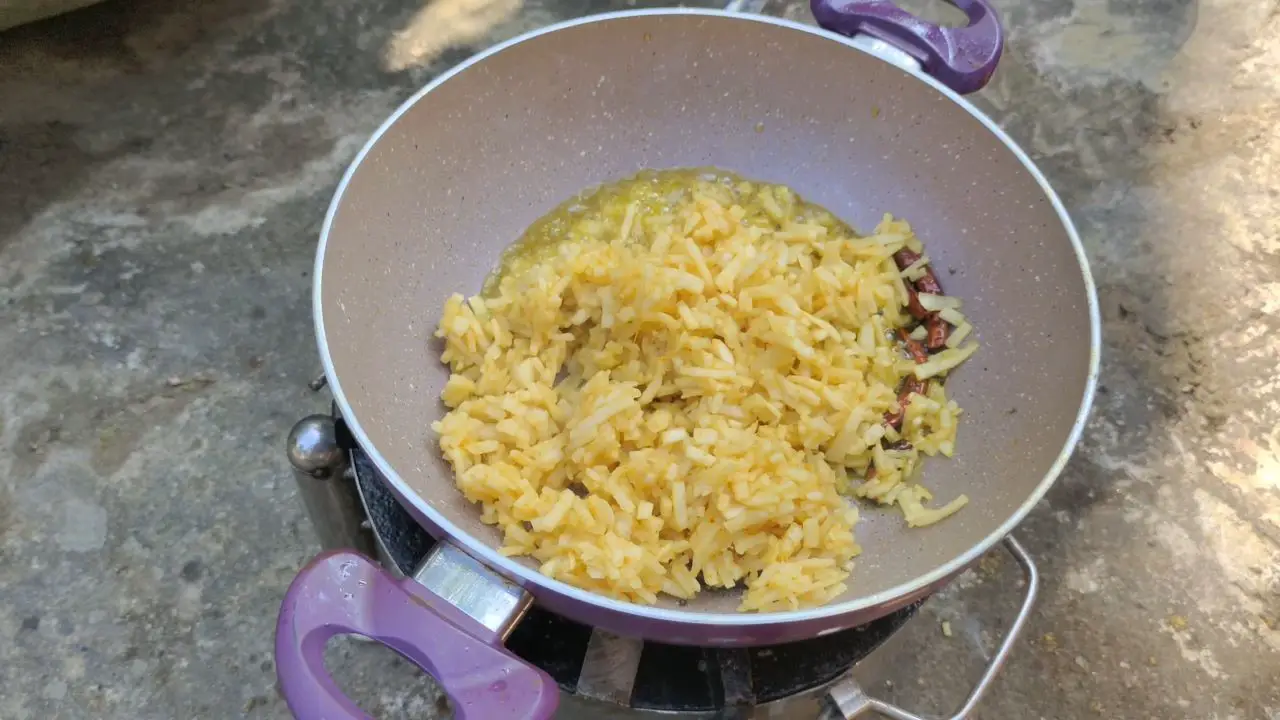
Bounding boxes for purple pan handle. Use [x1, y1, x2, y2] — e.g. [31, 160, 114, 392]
[811, 0, 1004, 94]
[275, 549, 559, 720]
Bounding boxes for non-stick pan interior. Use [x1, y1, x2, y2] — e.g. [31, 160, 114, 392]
[318, 11, 1094, 614]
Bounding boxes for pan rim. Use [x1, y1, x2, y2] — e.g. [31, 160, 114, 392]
[314, 8, 1102, 627]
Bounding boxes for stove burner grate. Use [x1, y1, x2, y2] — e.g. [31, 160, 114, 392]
[347, 429, 921, 714]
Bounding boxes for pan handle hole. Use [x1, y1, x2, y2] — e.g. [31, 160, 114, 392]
[323, 634, 456, 718]
[889, 0, 969, 27]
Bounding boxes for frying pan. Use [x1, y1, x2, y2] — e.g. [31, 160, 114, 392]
[275, 2, 1100, 718]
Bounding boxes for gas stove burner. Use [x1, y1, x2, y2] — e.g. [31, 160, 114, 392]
[288, 410, 1038, 719]
[349, 444, 921, 715]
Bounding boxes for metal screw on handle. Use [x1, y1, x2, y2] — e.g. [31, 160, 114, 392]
[825, 535, 1039, 720]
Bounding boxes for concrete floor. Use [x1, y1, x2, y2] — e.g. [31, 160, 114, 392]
[1, 0, 1277, 717]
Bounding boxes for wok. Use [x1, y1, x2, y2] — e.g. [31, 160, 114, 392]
[276, 3, 1100, 718]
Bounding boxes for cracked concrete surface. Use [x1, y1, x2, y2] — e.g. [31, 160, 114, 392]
[0, 0, 1277, 717]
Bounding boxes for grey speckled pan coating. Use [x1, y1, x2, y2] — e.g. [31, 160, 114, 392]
[313, 10, 1099, 645]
